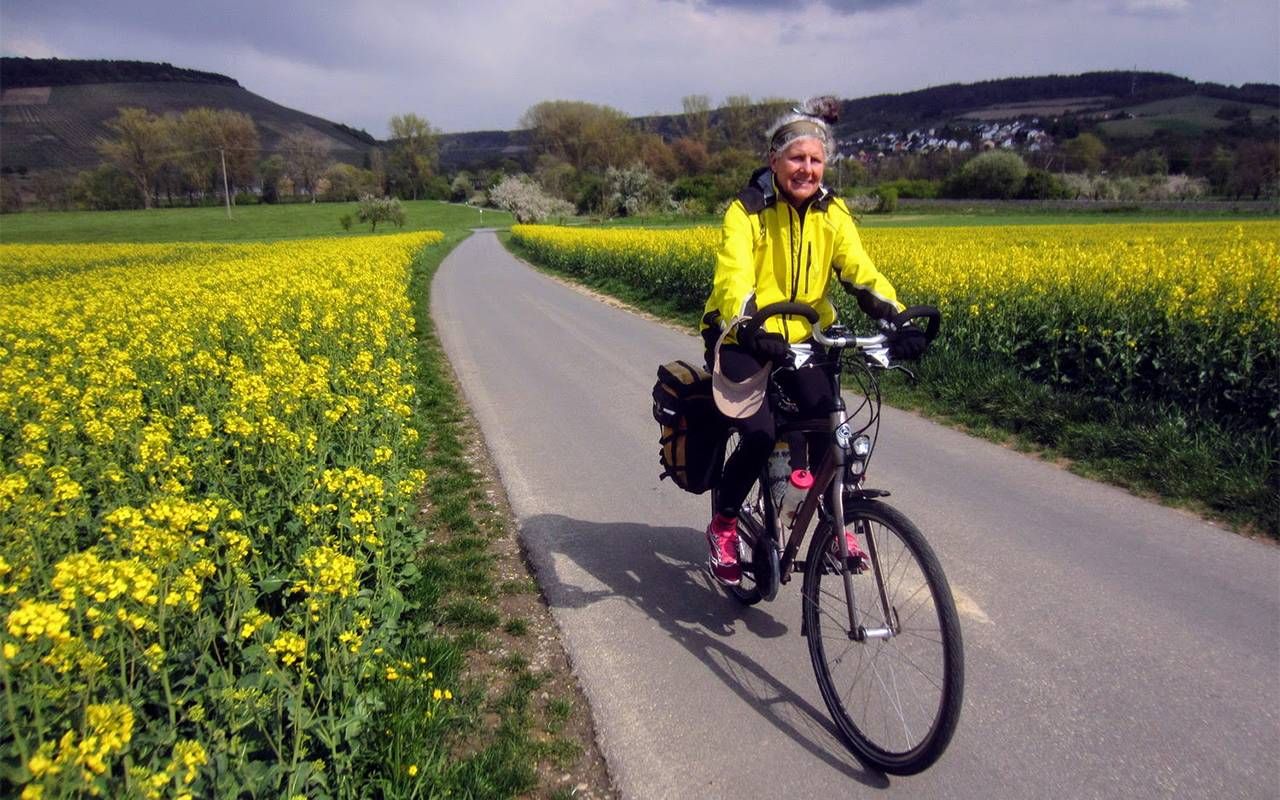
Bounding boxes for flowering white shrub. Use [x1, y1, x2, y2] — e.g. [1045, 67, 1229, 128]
[487, 175, 574, 223]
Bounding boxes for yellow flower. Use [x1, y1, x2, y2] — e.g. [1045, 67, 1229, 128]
[296, 545, 359, 598]
[407, 764, 419, 776]
[239, 608, 271, 639]
[7, 600, 71, 643]
[267, 632, 307, 668]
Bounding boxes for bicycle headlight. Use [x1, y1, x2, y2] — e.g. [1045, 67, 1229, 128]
[852, 435, 872, 458]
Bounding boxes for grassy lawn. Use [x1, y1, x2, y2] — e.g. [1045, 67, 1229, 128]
[0, 199, 508, 243]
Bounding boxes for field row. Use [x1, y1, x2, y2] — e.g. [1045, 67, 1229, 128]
[0, 233, 447, 798]
[512, 221, 1280, 428]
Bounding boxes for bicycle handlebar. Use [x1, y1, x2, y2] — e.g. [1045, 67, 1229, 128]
[740, 302, 942, 358]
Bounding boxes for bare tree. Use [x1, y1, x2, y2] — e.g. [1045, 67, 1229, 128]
[681, 94, 712, 143]
[280, 131, 332, 200]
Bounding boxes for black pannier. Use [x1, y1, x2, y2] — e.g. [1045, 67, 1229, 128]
[652, 360, 729, 494]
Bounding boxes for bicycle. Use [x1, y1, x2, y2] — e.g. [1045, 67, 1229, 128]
[710, 301, 964, 775]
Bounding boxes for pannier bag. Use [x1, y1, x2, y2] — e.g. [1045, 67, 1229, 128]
[652, 360, 729, 494]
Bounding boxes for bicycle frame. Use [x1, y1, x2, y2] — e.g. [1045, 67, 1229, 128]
[729, 300, 938, 638]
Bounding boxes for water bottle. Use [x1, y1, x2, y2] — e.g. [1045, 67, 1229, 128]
[779, 469, 814, 530]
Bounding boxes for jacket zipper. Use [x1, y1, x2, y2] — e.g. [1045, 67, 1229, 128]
[805, 242, 812, 295]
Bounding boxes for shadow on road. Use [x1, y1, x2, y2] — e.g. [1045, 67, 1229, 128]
[522, 513, 891, 789]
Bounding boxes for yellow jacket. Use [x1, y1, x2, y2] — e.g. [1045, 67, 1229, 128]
[702, 168, 903, 344]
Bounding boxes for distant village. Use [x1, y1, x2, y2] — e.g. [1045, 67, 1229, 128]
[840, 119, 1054, 163]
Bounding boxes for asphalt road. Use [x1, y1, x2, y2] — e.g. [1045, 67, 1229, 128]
[431, 231, 1280, 800]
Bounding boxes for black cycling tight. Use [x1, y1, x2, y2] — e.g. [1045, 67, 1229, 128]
[715, 343, 834, 517]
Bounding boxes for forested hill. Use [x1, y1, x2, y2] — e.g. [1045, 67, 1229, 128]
[0, 57, 240, 88]
[836, 71, 1278, 133]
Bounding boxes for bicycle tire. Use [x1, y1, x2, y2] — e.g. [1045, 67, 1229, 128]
[801, 499, 964, 774]
[711, 431, 767, 605]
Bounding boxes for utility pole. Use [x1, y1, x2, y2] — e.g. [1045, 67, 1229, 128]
[220, 147, 232, 219]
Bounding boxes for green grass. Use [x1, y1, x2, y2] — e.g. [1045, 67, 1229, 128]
[1101, 94, 1279, 138]
[501, 225, 1278, 537]
[347, 228, 561, 797]
[0, 199, 511, 243]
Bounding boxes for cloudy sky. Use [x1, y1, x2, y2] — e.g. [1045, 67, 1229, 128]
[3, 0, 1277, 136]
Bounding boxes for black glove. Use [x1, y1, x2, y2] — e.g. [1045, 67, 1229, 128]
[744, 328, 789, 361]
[886, 325, 928, 362]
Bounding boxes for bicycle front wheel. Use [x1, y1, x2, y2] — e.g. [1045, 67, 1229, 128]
[802, 500, 963, 774]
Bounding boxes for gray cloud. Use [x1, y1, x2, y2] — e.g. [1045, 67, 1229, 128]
[692, 0, 922, 11]
[2, 0, 1275, 136]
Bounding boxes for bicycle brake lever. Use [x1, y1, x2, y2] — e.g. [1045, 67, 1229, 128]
[863, 343, 891, 368]
[887, 363, 918, 381]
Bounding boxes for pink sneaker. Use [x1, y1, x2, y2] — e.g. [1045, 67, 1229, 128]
[706, 514, 741, 586]
[833, 528, 869, 567]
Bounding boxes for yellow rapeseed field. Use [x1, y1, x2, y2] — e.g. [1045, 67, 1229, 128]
[0, 232, 454, 797]
[513, 220, 1280, 425]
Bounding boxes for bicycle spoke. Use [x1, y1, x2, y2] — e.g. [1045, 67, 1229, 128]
[880, 641, 945, 693]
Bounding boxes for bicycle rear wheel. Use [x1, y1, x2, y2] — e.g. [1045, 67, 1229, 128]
[802, 499, 963, 774]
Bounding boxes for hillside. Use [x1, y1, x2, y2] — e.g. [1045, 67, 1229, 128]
[0, 58, 376, 173]
[1, 59, 1275, 178]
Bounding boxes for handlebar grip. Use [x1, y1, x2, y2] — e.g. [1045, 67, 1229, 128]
[892, 305, 942, 342]
[741, 302, 820, 339]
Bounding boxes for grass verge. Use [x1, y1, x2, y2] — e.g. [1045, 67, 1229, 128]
[0, 200, 508, 243]
[502, 230, 1277, 538]
[366, 231, 613, 798]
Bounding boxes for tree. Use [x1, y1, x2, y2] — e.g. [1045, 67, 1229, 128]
[356, 195, 405, 232]
[0, 174, 23, 213]
[945, 151, 1028, 198]
[1062, 133, 1106, 174]
[96, 107, 169, 208]
[173, 108, 260, 201]
[671, 137, 710, 174]
[520, 100, 635, 171]
[73, 164, 144, 210]
[1226, 141, 1279, 199]
[387, 113, 439, 200]
[488, 174, 574, 222]
[280, 132, 331, 200]
[718, 95, 755, 150]
[637, 134, 680, 181]
[1123, 148, 1168, 177]
[603, 164, 669, 217]
[681, 94, 711, 143]
[533, 155, 578, 201]
[32, 169, 77, 210]
[450, 172, 475, 202]
[259, 155, 286, 203]
[1018, 168, 1072, 200]
[322, 163, 379, 201]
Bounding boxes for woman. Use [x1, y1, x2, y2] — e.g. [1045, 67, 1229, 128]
[700, 97, 927, 586]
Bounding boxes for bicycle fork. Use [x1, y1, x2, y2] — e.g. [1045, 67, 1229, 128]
[818, 406, 896, 643]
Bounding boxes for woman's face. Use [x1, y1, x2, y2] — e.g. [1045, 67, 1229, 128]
[770, 137, 826, 205]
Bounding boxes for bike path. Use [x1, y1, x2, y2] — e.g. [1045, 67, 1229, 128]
[431, 231, 1280, 800]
